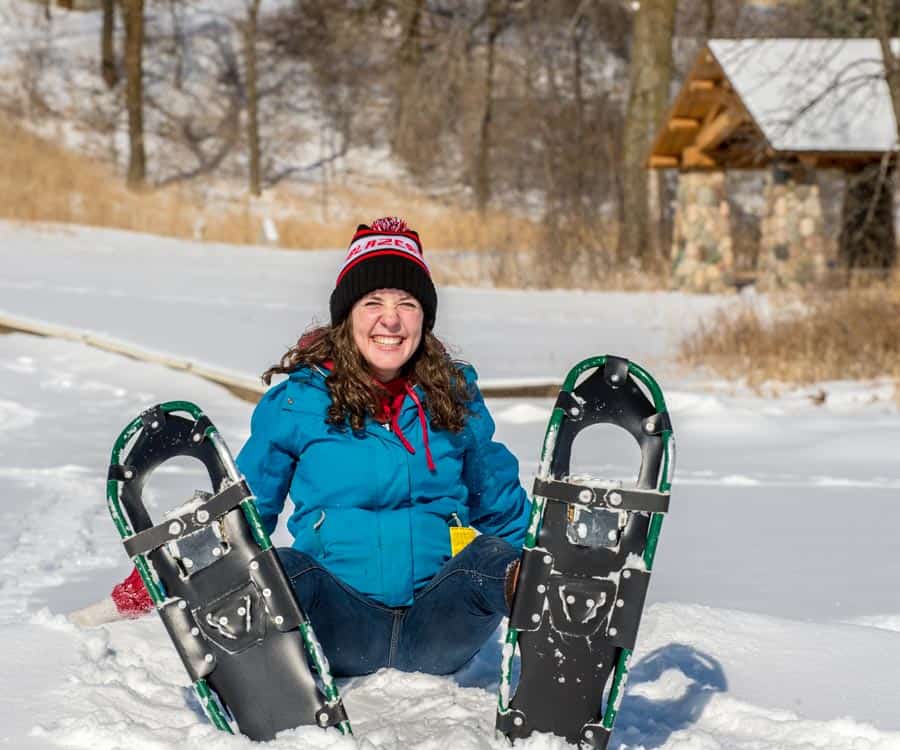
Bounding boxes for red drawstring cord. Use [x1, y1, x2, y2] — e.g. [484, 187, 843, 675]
[400, 383, 436, 472]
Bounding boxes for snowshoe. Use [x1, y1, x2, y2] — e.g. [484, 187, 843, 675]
[496, 356, 674, 748]
[106, 401, 350, 741]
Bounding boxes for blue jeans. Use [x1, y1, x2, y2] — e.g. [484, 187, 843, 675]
[277, 535, 519, 677]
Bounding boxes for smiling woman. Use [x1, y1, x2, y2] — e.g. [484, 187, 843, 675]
[351, 290, 424, 381]
[86, 217, 532, 679]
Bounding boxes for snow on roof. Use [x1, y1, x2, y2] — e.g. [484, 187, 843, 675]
[708, 39, 898, 153]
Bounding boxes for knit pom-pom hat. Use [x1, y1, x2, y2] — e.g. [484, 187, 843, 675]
[330, 217, 437, 329]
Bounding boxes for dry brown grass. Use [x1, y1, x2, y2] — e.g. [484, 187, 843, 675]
[0, 116, 541, 252]
[679, 281, 900, 386]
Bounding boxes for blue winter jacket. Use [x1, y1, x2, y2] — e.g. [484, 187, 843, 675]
[235, 364, 531, 607]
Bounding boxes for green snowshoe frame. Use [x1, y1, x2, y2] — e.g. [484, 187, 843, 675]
[106, 401, 350, 737]
[497, 356, 674, 746]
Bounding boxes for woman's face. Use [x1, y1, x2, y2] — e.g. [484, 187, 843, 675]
[350, 289, 424, 382]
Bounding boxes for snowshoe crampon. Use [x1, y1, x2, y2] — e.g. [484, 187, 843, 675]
[496, 356, 674, 748]
[106, 401, 350, 740]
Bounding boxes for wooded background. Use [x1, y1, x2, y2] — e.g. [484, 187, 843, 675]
[12, 0, 900, 284]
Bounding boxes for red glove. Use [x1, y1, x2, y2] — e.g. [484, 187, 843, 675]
[111, 566, 154, 617]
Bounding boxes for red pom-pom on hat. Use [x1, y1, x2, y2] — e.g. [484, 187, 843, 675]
[370, 216, 409, 232]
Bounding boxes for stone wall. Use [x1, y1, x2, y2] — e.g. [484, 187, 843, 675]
[756, 163, 831, 290]
[670, 171, 734, 293]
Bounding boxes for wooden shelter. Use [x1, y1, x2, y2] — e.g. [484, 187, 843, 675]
[647, 39, 898, 292]
[650, 39, 897, 172]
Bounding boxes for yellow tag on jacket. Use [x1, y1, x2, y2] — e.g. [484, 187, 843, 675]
[450, 526, 478, 557]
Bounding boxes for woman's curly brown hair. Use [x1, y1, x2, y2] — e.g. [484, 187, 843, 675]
[262, 320, 473, 432]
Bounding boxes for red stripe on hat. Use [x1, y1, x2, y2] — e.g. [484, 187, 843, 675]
[335, 249, 431, 285]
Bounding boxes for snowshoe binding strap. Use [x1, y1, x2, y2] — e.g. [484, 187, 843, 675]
[532, 478, 670, 514]
[123, 481, 251, 558]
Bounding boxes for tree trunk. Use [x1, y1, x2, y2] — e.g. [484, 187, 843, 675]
[475, 1, 500, 215]
[572, 12, 586, 217]
[704, 0, 716, 37]
[243, 0, 263, 197]
[399, 0, 424, 68]
[101, 0, 118, 88]
[619, 0, 677, 269]
[122, 0, 146, 188]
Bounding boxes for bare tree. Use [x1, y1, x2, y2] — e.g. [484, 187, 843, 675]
[240, 0, 263, 196]
[619, 0, 677, 269]
[703, 0, 716, 36]
[873, 0, 900, 132]
[474, 0, 502, 213]
[101, 0, 118, 88]
[122, 0, 146, 188]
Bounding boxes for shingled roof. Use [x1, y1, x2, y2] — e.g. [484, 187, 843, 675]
[649, 39, 898, 170]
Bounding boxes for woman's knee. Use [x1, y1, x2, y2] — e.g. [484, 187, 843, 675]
[461, 535, 519, 576]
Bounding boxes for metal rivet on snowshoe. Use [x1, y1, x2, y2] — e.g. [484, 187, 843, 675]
[566, 595, 576, 604]
[513, 717, 524, 727]
[219, 616, 228, 625]
[609, 627, 618, 636]
[124, 469, 134, 479]
[584, 729, 594, 739]
[578, 488, 593, 503]
[192, 432, 202, 443]
[250, 561, 259, 570]
[212, 547, 222, 557]
[543, 554, 552, 565]
[184, 558, 194, 568]
[317, 712, 329, 726]
[263, 588, 272, 597]
[178, 600, 187, 610]
[537, 584, 547, 593]
[586, 599, 595, 608]
[568, 407, 580, 417]
[151, 420, 160, 429]
[204, 653, 213, 663]
[531, 613, 541, 623]
[616, 599, 624, 607]
[191, 627, 199, 636]
[237, 607, 246, 616]
[168, 521, 182, 535]
[622, 570, 632, 579]
[607, 530, 617, 541]
[610, 373, 620, 383]
[196, 509, 210, 523]
[609, 492, 622, 506]
[275, 615, 284, 625]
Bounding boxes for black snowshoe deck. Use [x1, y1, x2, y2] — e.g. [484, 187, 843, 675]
[107, 402, 349, 741]
[497, 356, 674, 748]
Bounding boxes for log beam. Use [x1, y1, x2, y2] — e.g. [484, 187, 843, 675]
[689, 79, 718, 92]
[649, 155, 680, 168]
[668, 117, 700, 131]
[694, 105, 747, 153]
[682, 146, 716, 168]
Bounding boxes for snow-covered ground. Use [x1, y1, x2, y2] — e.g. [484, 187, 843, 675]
[1, 222, 900, 749]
